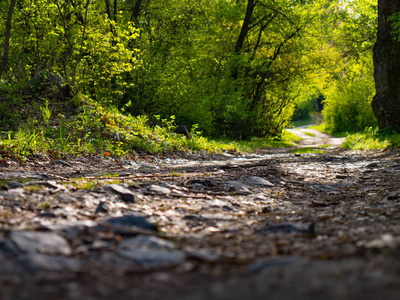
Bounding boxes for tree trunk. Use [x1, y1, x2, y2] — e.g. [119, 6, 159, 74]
[0, 0, 16, 79]
[372, 0, 400, 132]
[131, 0, 144, 21]
[231, 0, 256, 80]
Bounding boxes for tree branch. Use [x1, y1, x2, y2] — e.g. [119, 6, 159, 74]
[0, 0, 16, 79]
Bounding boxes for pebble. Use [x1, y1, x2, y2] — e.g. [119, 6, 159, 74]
[10, 231, 72, 256]
[243, 176, 274, 187]
[146, 185, 171, 195]
[7, 181, 23, 189]
[187, 249, 220, 262]
[0, 190, 25, 202]
[186, 179, 215, 188]
[55, 160, 72, 167]
[117, 235, 185, 267]
[226, 181, 251, 193]
[24, 180, 65, 190]
[0, 237, 19, 256]
[119, 235, 176, 251]
[118, 248, 185, 267]
[252, 193, 268, 201]
[245, 256, 305, 273]
[18, 253, 80, 272]
[170, 189, 187, 197]
[365, 162, 379, 169]
[103, 214, 158, 231]
[362, 234, 399, 249]
[104, 184, 136, 202]
[256, 223, 315, 235]
[209, 199, 232, 208]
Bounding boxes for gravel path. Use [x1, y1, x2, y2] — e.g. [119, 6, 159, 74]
[0, 131, 399, 299]
[286, 125, 346, 147]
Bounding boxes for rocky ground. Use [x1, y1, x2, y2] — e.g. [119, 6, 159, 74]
[0, 130, 400, 299]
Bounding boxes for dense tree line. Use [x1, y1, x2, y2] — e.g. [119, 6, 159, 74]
[0, 0, 389, 138]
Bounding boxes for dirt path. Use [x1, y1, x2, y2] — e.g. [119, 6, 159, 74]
[0, 134, 400, 299]
[286, 125, 346, 147]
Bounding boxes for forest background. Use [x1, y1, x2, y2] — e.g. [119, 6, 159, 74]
[0, 0, 390, 157]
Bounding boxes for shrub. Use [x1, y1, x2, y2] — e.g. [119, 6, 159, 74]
[322, 59, 377, 134]
[342, 127, 400, 150]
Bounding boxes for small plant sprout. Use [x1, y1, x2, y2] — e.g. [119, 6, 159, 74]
[40, 99, 53, 125]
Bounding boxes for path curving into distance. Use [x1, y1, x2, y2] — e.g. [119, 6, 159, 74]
[286, 125, 346, 148]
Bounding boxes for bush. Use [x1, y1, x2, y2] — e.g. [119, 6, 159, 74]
[291, 95, 322, 122]
[322, 59, 377, 134]
[342, 127, 400, 150]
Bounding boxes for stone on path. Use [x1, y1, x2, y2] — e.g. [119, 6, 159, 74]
[18, 253, 80, 272]
[187, 249, 220, 262]
[117, 235, 185, 268]
[103, 214, 158, 231]
[104, 184, 136, 202]
[0, 237, 19, 256]
[120, 235, 176, 251]
[10, 231, 72, 256]
[257, 223, 315, 235]
[245, 256, 306, 273]
[146, 184, 171, 195]
[226, 181, 251, 194]
[24, 180, 65, 190]
[243, 176, 274, 187]
[6, 181, 23, 189]
[251, 193, 268, 201]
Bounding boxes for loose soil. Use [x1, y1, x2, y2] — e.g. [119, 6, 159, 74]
[0, 129, 399, 300]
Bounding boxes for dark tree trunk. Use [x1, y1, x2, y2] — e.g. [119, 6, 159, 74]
[231, 0, 256, 80]
[0, 0, 16, 79]
[131, 0, 144, 21]
[372, 0, 400, 132]
[234, 0, 255, 55]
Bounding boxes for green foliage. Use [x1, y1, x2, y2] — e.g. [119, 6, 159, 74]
[229, 130, 301, 152]
[303, 132, 316, 137]
[0, 96, 237, 158]
[40, 99, 53, 125]
[291, 118, 313, 128]
[322, 58, 377, 134]
[332, 0, 377, 58]
[308, 123, 349, 138]
[291, 98, 320, 122]
[290, 0, 378, 135]
[342, 127, 400, 150]
[291, 147, 326, 154]
[0, 0, 381, 149]
[1, 0, 140, 107]
[121, 0, 331, 138]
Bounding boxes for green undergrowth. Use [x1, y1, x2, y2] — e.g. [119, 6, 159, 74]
[291, 147, 326, 154]
[303, 131, 316, 137]
[230, 130, 302, 152]
[310, 124, 400, 150]
[307, 123, 327, 133]
[308, 123, 348, 138]
[290, 118, 313, 128]
[0, 97, 237, 158]
[0, 92, 305, 159]
[342, 127, 400, 150]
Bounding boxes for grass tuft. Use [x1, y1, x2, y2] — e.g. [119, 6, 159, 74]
[291, 147, 326, 154]
[342, 127, 400, 150]
[303, 131, 316, 137]
[0, 97, 239, 158]
[228, 130, 302, 152]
